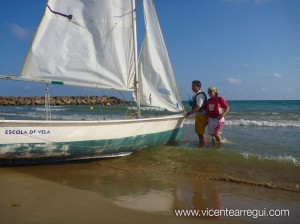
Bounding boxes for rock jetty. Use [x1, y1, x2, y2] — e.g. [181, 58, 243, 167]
[0, 96, 125, 106]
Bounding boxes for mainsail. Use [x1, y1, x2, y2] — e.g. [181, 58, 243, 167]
[138, 0, 184, 112]
[15, 0, 184, 112]
[22, 0, 135, 91]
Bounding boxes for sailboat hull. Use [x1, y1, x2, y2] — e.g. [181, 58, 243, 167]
[0, 115, 184, 164]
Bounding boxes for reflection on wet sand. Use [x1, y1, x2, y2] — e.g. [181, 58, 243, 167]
[9, 159, 300, 223]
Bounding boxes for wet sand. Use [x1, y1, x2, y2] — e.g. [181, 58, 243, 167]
[0, 168, 244, 224]
[1, 158, 299, 224]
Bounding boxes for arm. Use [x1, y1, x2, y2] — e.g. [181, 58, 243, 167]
[217, 106, 229, 119]
[184, 105, 201, 118]
[184, 94, 204, 118]
[217, 97, 229, 120]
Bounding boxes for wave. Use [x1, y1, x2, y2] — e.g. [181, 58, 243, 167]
[226, 119, 300, 128]
[14, 106, 68, 112]
[32, 106, 68, 112]
[0, 112, 123, 121]
[126, 146, 300, 192]
[184, 119, 300, 128]
[241, 152, 299, 166]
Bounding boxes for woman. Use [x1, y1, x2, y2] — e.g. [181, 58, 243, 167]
[206, 87, 229, 143]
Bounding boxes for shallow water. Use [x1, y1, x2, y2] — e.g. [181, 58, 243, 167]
[1, 101, 299, 190]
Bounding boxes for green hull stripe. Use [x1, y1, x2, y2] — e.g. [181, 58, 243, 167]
[51, 80, 64, 85]
[0, 128, 182, 162]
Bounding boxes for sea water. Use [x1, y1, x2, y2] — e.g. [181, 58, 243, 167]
[1, 100, 299, 223]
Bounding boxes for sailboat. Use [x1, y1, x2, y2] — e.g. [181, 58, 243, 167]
[0, 0, 185, 163]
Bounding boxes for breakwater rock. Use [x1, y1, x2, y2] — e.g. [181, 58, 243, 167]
[0, 96, 126, 106]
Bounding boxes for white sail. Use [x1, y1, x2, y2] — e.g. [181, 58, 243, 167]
[22, 0, 135, 91]
[138, 0, 184, 112]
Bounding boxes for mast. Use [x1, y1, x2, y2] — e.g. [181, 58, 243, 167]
[131, 0, 141, 117]
[45, 85, 51, 120]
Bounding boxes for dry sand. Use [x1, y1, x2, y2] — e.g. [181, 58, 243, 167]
[0, 168, 243, 224]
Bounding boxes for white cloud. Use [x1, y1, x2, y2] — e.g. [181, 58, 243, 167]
[223, 0, 277, 4]
[23, 86, 32, 90]
[256, 72, 265, 77]
[262, 88, 267, 92]
[227, 78, 242, 84]
[7, 23, 31, 40]
[256, 72, 283, 79]
[273, 73, 282, 78]
[223, 0, 248, 3]
[241, 64, 251, 68]
[254, 0, 277, 5]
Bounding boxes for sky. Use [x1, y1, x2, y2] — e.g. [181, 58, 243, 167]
[0, 0, 299, 100]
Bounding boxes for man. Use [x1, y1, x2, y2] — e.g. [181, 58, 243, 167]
[184, 80, 208, 145]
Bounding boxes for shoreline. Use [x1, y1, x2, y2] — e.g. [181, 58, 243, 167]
[0, 96, 125, 106]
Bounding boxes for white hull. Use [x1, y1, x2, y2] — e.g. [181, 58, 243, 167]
[0, 115, 184, 163]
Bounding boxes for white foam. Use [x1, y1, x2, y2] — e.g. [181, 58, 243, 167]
[33, 107, 68, 112]
[0, 111, 123, 121]
[221, 137, 232, 144]
[241, 153, 300, 166]
[184, 118, 300, 128]
[226, 119, 300, 128]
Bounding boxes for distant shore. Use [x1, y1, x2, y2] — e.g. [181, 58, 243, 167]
[0, 96, 125, 106]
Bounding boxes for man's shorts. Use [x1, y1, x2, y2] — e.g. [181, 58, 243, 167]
[195, 114, 208, 136]
[208, 118, 224, 135]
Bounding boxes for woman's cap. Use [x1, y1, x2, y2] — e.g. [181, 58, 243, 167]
[208, 86, 218, 94]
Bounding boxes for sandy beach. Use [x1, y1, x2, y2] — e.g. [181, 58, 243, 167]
[0, 167, 247, 224]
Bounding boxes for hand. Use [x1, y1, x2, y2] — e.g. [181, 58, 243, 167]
[184, 113, 189, 118]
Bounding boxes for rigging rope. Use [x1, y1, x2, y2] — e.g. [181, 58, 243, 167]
[118, 91, 140, 119]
